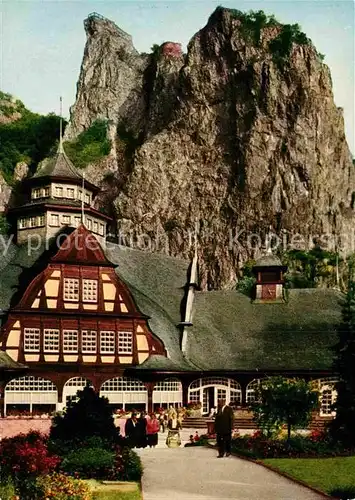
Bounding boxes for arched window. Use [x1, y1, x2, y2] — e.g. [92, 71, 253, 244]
[311, 377, 338, 417]
[101, 377, 146, 392]
[188, 377, 241, 415]
[5, 376, 58, 415]
[100, 377, 147, 410]
[63, 377, 93, 407]
[153, 378, 182, 408]
[246, 379, 263, 404]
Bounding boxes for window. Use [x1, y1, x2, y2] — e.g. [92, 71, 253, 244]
[85, 193, 90, 204]
[44, 329, 59, 352]
[33, 188, 41, 199]
[74, 216, 81, 227]
[67, 188, 75, 199]
[62, 215, 71, 225]
[86, 218, 92, 230]
[55, 187, 63, 197]
[118, 331, 133, 354]
[38, 215, 45, 226]
[93, 221, 98, 233]
[99, 224, 105, 236]
[24, 328, 40, 352]
[19, 218, 27, 229]
[101, 377, 146, 392]
[83, 279, 98, 303]
[29, 216, 37, 228]
[78, 190, 83, 201]
[6, 376, 56, 392]
[63, 330, 78, 353]
[100, 331, 115, 354]
[82, 331, 97, 353]
[50, 214, 59, 226]
[43, 186, 50, 197]
[63, 278, 79, 301]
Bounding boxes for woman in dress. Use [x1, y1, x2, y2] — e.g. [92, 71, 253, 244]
[146, 412, 160, 448]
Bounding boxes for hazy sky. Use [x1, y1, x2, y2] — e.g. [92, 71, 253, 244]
[1, 0, 354, 153]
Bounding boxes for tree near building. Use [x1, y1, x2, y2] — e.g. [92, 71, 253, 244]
[329, 274, 355, 446]
[252, 376, 319, 439]
[50, 385, 118, 444]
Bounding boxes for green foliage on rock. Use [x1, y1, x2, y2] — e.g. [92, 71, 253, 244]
[0, 214, 10, 234]
[64, 119, 111, 169]
[251, 376, 319, 439]
[330, 275, 355, 446]
[0, 95, 61, 183]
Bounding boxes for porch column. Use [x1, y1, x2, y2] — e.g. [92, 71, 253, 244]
[146, 383, 154, 413]
[181, 380, 190, 407]
[0, 380, 5, 418]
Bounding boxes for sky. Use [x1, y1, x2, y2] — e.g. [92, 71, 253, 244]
[0, 0, 354, 153]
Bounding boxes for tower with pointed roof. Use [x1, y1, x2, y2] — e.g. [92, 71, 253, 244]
[8, 138, 111, 245]
[252, 253, 287, 302]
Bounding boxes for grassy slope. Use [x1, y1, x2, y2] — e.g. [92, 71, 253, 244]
[262, 456, 355, 494]
[84, 480, 141, 500]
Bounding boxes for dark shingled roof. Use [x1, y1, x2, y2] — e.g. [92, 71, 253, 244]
[255, 254, 283, 267]
[33, 150, 82, 180]
[186, 288, 342, 371]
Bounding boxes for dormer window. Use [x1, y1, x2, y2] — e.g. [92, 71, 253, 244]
[67, 188, 75, 199]
[85, 193, 90, 204]
[55, 187, 63, 197]
[33, 188, 41, 199]
[43, 186, 50, 197]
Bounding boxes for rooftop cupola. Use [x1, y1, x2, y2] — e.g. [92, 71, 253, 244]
[252, 253, 287, 303]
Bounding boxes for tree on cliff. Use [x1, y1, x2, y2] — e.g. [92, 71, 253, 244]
[329, 270, 355, 446]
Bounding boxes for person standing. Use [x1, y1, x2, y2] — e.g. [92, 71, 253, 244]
[146, 413, 160, 448]
[124, 412, 138, 448]
[136, 411, 148, 448]
[214, 399, 234, 458]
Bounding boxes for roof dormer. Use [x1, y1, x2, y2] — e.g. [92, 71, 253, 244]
[252, 254, 287, 303]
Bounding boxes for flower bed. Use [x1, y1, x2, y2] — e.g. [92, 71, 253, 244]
[231, 430, 355, 459]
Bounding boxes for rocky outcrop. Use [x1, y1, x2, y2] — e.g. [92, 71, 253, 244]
[0, 172, 11, 213]
[67, 8, 355, 289]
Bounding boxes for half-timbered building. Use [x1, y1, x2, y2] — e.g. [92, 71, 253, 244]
[0, 145, 343, 426]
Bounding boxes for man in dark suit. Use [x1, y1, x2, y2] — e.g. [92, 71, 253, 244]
[214, 399, 234, 457]
[124, 412, 138, 448]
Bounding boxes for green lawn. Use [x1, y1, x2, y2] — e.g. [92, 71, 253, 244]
[262, 456, 355, 497]
[84, 480, 141, 500]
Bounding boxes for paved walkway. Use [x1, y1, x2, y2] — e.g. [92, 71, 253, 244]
[138, 432, 326, 500]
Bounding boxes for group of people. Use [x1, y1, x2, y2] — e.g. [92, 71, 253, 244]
[124, 407, 183, 448]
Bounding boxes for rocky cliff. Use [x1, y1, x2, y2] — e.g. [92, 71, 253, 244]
[66, 8, 355, 289]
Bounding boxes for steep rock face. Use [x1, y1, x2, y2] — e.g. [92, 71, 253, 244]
[68, 9, 355, 289]
[0, 172, 11, 212]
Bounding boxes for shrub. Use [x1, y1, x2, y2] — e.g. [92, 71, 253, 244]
[0, 479, 16, 500]
[115, 447, 143, 481]
[35, 472, 91, 500]
[61, 447, 115, 479]
[0, 431, 60, 498]
[330, 486, 355, 500]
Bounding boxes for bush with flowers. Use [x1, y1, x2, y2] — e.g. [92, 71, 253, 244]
[35, 472, 91, 500]
[230, 428, 355, 459]
[0, 431, 61, 498]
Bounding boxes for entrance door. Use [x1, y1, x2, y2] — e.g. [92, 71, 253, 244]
[202, 387, 227, 415]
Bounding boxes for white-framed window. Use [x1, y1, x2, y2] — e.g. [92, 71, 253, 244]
[100, 331, 115, 354]
[74, 216, 81, 227]
[33, 188, 41, 199]
[19, 218, 27, 229]
[83, 279, 98, 303]
[24, 328, 40, 352]
[78, 190, 83, 201]
[99, 223, 105, 236]
[82, 330, 97, 354]
[43, 186, 50, 197]
[93, 221, 98, 233]
[85, 193, 90, 204]
[101, 377, 146, 392]
[63, 330, 78, 353]
[246, 379, 263, 404]
[118, 331, 133, 354]
[86, 218, 92, 230]
[62, 215, 71, 225]
[55, 187, 63, 197]
[63, 278, 79, 302]
[67, 188, 75, 199]
[38, 215, 45, 226]
[50, 214, 59, 226]
[44, 329, 59, 352]
[6, 376, 56, 392]
[29, 216, 37, 228]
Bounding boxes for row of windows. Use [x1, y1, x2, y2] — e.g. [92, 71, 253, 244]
[23, 329, 133, 354]
[19, 215, 105, 235]
[64, 278, 98, 303]
[32, 186, 92, 204]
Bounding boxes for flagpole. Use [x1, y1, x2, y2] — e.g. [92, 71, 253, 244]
[81, 171, 85, 226]
[59, 97, 63, 153]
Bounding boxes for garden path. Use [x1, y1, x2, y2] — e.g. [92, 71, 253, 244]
[138, 432, 326, 500]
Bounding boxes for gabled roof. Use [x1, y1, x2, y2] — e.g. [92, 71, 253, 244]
[51, 224, 112, 266]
